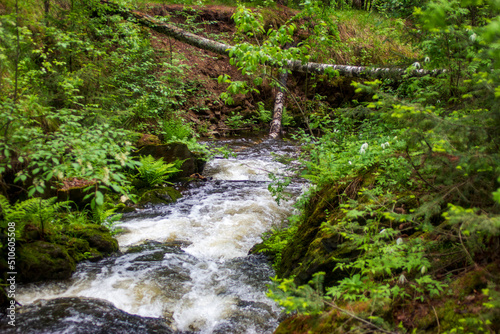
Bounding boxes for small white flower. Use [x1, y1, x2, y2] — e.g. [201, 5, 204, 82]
[412, 61, 421, 69]
[348, 161, 352, 165]
[359, 142, 368, 154]
[102, 167, 110, 184]
[398, 274, 407, 284]
[470, 33, 477, 42]
[379, 229, 386, 234]
[424, 56, 430, 63]
[396, 237, 403, 245]
[421, 266, 427, 274]
[120, 195, 129, 203]
[381, 142, 390, 149]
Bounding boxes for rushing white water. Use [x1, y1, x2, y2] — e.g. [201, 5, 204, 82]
[16, 138, 303, 334]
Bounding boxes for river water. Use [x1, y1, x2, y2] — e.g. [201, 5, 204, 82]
[10, 138, 303, 334]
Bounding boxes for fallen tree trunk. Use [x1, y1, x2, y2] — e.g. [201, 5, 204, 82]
[269, 71, 289, 139]
[99, 1, 444, 139]
[98, 0, 439, 79]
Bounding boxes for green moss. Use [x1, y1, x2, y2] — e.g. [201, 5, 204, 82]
[64, 224, 118, 254]
[450, 269, 487, 298]
[17, 241, 76, 283]
[65, 237, 102, 262]
[276, 183, 358, 286]
[16, 224, 120, 283]
[136, 186, 182, 207]
[274, 305, 382, 334]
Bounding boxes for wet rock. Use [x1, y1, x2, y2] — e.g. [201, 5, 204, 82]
[17, 241, 76, 283]
[0, 297, 175, 334]
[136, 187, 182, 207]
[135, 142, 206, 179]
[65, 224, 118, 254]
[64, 237, 103, 262]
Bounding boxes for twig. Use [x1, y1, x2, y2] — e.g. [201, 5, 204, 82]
[432, 305, 440, 334]
[458, 224, 476, 266]
[404, 147, 438, 191]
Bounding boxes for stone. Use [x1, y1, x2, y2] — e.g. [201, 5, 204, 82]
[0, 297, 175, 334]
[17, 241, 76, 283]
[136, 186, 182, 207]
[65, 224, 119, 254]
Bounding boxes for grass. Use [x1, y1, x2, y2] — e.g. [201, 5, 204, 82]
[328, 9, 420, 66]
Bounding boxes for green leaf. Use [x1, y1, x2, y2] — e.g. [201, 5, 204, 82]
[28, 187, 36, 197]
[95, 191, 104, 206]
[110, 184, 121, 192]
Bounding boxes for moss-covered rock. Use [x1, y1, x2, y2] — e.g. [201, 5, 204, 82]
[15, 224, 119, 283]
[276, 182, 359, 287]
[65, 237, 102, 262]
[17, 241, 76, 283]
[65, 224, 118, 254]
[136, 186, 182, 207]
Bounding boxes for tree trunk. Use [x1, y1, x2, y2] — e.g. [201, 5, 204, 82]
[269, 71, 288, 139]
[98, 0, 441, 79]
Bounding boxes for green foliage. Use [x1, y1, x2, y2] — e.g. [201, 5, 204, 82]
[293, 111, 409, 188]
[136, 155, 181, 187]
[0, 195, 70, 238]
[162, 115, 194, 142]
[91, 203, 123, 231]
[374, 0, 423, 18]
[254, 101, 272, 123]
[443, 285, 500, 333]
[265, 3, 500, 332]
[267, 272, 326, 315]
[226, 111, 256, 129]
[258, 213, 300, 267]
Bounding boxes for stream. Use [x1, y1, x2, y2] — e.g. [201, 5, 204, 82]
[7, 138, 304, 334]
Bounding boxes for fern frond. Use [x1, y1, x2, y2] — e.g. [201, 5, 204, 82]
[137, 155, 181, 187]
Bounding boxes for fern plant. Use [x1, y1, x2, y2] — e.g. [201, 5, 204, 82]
[136, 155, 181, 187]
[92, 204, 123, 232]
[0, 195, 70, 239]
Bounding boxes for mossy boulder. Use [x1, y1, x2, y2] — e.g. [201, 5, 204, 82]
[136, 186, 182, 207]
[16, 224, 119, 283]
[276, 183, 359, 287]
[135, 142, 205, 179]
[137, 133, 161, 146]
[65, 237, 103, 262]
[17, 241, 76, 283]
[65, 224, 118, 254]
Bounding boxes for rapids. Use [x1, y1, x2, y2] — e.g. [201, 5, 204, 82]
[9, 138, 304, 334]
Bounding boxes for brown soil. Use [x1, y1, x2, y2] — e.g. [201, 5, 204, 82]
[143, 4, 265, 137]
